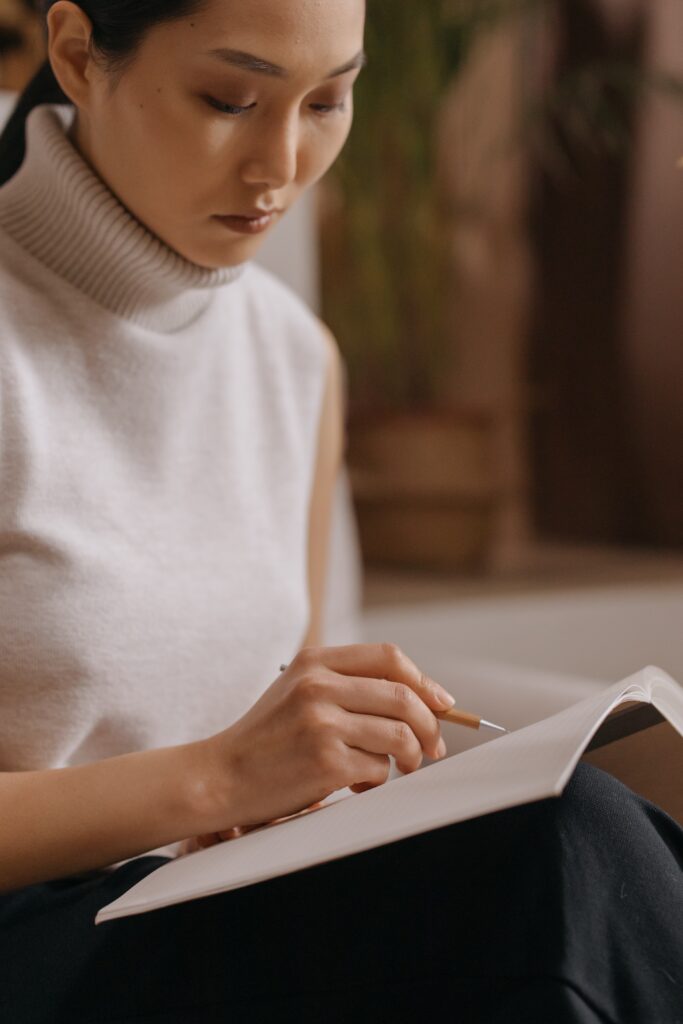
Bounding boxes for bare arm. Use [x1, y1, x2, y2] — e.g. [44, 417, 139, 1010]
[0, 740, 221, 892]
[302, 320, 346, 648]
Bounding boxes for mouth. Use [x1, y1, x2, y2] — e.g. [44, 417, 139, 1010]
[238, 207, 283, 218]
[212, 209, 282, 235]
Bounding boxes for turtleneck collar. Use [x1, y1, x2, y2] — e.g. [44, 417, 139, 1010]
[0, 102, 248, 332]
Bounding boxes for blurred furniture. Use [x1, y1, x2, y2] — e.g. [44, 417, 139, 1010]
[346, 409, 499, 572]
[363, 566, 683, 760]
[363, 541, 683, 606]
[364, 578, 683, 685]
[363, 540, 683, 756]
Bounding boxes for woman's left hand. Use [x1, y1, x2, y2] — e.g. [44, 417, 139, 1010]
[178, 800, 327, 856]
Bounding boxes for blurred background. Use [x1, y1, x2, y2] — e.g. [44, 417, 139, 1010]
[2, 0, 682, 702]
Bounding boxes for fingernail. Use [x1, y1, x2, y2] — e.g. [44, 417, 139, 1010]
[437, 737, 447, 758]
[434, 687, 456, 709]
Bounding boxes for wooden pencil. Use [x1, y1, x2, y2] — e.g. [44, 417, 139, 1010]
[435, 706, 508, 734]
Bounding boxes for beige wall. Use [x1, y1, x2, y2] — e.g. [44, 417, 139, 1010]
[255, 190, 321, 316]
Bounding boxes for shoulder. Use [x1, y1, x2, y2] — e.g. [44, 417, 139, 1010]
[238, 261, 340, 372]
[239, 259, 317, 319]
[234, 262, 345, 422]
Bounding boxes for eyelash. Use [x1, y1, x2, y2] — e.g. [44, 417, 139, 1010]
[205, 97, 347, 117]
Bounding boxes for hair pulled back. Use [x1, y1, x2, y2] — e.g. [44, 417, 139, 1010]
[0, 0, 206, 185]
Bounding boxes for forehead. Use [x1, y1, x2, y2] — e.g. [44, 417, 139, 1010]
[169, 0, 366, 69]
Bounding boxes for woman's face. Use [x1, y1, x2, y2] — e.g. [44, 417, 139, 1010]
[49, 0, 366, 268]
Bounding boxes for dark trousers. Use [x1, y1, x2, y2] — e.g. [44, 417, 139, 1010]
[1, 763, 681, 1023]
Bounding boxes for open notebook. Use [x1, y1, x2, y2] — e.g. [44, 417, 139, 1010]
[95, 664, 683, 924]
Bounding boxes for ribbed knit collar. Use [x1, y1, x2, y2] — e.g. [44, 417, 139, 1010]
[0, 102, 248, 332]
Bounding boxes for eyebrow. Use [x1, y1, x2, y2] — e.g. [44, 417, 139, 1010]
[203, 47, 368, 80]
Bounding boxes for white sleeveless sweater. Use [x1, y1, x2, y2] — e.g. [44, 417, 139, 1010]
[0, 103, 330, 858]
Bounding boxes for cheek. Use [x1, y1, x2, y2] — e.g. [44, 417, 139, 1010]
[299, 118, 353, 184]
[136, 105, 220, 209]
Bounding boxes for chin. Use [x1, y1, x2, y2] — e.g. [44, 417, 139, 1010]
[175, 236, 260, 271]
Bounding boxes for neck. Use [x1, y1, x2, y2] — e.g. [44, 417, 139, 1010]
[0, 102, 248, 332]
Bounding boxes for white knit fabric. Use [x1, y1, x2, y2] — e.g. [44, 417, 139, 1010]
[0, 103, 331, 862]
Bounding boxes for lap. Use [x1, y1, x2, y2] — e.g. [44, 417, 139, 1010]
[1, 763, 681, 1024]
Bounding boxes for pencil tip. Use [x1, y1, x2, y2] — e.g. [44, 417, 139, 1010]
[479, 719, 508, 735]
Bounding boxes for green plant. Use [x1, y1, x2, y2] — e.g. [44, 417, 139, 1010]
[319, 0, 682, 416]
[320, 1, 468, 413]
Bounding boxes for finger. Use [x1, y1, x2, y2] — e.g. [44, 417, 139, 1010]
[195, 832, 224, 848]
[214, 826, 244, 841]
[216, 802, 331, 843]
[338, 708, 427, 773]
[177, 837, 200, 855]
[347, 747, 392, 788]
[325, 675, 445, 762]
[253, 801, 326, 829]
[296, 643, 456, 712]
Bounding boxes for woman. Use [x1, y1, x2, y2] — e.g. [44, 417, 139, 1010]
[0, 2, 680, 1022]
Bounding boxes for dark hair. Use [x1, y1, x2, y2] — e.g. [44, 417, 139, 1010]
[0, 0, 206, 186]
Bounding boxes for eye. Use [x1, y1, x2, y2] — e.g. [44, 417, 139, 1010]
[205, 97, 256, 116]
[311, 101, 348, 116]
[204, 96, 349, 117]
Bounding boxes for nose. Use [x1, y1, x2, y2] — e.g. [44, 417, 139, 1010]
[240, 108, 300, 191]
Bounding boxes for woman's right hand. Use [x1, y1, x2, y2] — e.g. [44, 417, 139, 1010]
[197, 643, 455, 835]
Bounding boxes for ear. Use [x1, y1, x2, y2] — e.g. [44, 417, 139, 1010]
[46, 0, 98, 110]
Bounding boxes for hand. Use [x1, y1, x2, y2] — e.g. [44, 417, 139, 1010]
[195, 643, 454, 836]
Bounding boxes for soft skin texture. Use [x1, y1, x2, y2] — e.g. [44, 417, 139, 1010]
[46, 0, 366, 269]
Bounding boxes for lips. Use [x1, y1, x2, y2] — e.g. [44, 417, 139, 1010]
[213, 212, 277, 235]
[228, 209, 282, 219]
